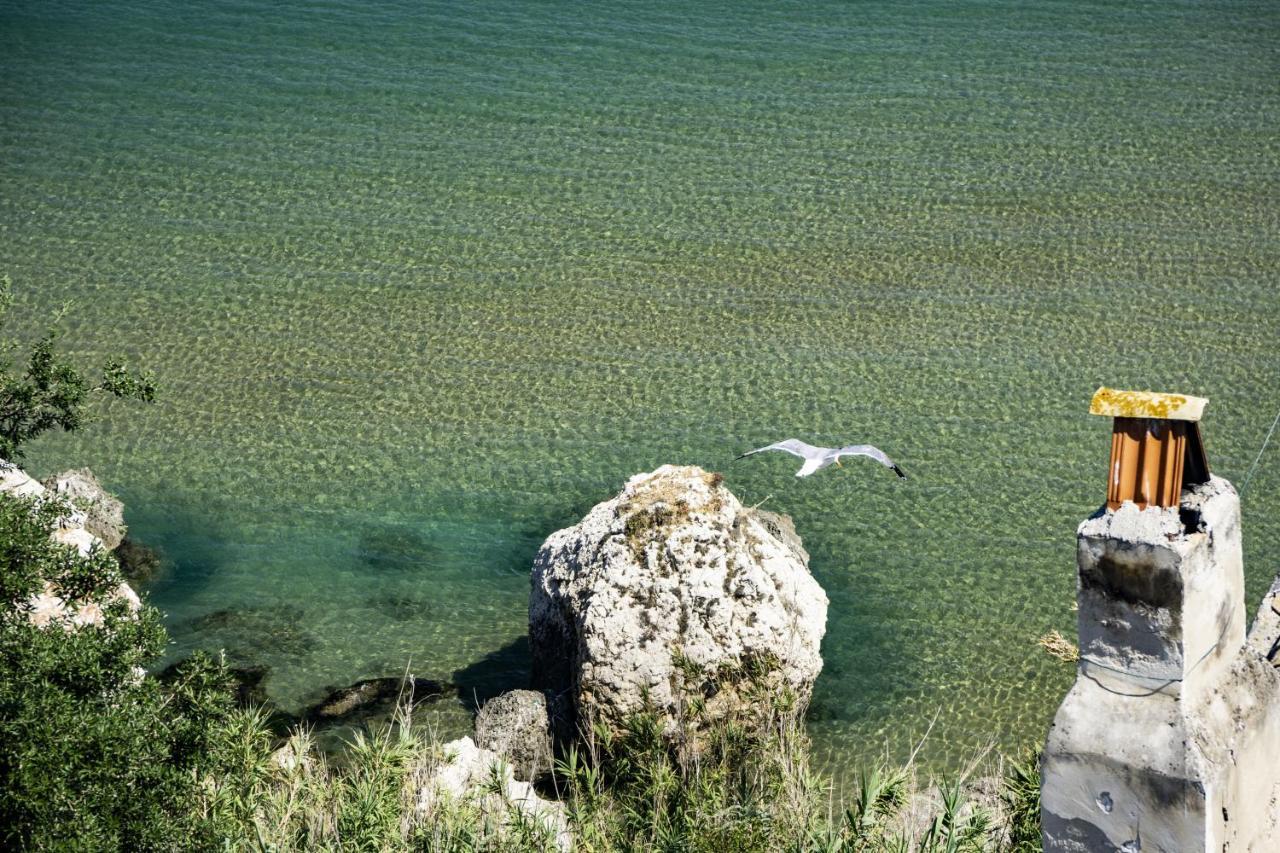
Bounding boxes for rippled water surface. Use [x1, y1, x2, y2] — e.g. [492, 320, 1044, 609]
[3, 0, 1279, 771]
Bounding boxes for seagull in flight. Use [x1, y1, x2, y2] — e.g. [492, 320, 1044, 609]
[735, 439, 907, 479]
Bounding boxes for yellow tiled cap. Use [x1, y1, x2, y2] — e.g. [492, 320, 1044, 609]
[1088, 387, 1208, 422]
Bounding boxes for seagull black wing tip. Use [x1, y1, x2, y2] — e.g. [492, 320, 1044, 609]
[893, 465, 907, 479]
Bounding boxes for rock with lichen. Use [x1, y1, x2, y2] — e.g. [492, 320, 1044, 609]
[42, 468, 127, 551]
[529, 464, 828, 738]
[474, 689, 559, 783]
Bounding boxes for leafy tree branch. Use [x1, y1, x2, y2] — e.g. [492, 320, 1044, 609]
[0, 276, 156, 460]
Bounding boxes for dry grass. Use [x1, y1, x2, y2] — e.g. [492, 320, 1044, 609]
[191, 661, 1043, 852]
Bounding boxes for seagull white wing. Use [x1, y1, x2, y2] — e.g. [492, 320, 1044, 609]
[834, 444, 907, 478]
[796, 457, 825, 477]
[735, 439, 820, 460]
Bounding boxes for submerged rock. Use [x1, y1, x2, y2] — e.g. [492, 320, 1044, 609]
[529, 465, 828, 737]
[227, 664, 271, 707]
[183, 604, 319, 661]
[474, 689, 558, 783]
[42, 468, 127, 550]
[305, 676, 448, 725]
[114, 537, 166, 585]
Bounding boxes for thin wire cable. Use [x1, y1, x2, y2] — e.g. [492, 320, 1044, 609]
[1241, 405, 1280, 497]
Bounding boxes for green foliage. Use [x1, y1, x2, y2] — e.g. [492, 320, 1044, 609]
[552, 663, 827, 853]
[0, 494, 114, 608]
[999, 747, 1042, 852]
[843, 765, 909, 850]
[335, 726, 417, 850]
[0, 276, 156, 461]
[0, 491, 240, 851]
[915, 774, 994, 853]
[182, 647, 1044, 852]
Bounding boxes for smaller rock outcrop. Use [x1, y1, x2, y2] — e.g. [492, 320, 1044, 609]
[474, 690, 556, 783]
[415, 736, 569, 850]
[2, 460, 140, 629]
[529, 465, 828, 739]
[43, 468, 127, 551]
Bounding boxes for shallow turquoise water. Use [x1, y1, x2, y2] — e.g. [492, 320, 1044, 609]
[3, 0, 1279, 771]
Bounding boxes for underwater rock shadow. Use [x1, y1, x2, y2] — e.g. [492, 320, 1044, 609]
[364, 589, 433, 622]
[452, 635, 532, 713]
[118, 489, 244, 604]
[352, 521, 443, 575]
[172, 602, 321, 666]
[115, 537, 170, 587]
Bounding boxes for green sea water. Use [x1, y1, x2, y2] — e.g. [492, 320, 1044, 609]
[2, 0, 1278, 772]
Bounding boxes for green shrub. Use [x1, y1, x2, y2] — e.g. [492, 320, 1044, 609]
[553, 658, 829, 853]
[999, 747, 1042, 852]
[0, 491, 241, 851]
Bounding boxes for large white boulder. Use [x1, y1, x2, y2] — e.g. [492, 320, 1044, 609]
[529, 465, 828, 736]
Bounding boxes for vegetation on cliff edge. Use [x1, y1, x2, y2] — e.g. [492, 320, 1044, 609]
[0, 487, 1041, 850]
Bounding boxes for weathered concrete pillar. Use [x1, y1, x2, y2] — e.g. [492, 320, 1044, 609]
[1042, 476, 1280, 851]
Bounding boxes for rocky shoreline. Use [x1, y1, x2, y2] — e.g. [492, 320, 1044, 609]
[14, 460, 835, 835]
[8, 455, 1040, 847]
